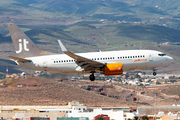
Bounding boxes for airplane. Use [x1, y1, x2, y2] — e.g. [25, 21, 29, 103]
[7, 23, 174, 81]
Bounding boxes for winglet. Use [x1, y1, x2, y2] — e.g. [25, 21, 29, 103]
[57, 40, 68, 53]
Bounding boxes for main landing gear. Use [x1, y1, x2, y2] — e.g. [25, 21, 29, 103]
[153, 69, 156, 76]
[89, 73, 95, 81]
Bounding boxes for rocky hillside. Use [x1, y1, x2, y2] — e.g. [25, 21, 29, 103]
[0, 77, 179, 106]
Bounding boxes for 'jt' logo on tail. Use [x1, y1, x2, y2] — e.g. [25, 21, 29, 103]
[16, 39, 29, 53]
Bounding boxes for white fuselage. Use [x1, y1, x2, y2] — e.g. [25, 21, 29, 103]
[16, 50, 174, 74]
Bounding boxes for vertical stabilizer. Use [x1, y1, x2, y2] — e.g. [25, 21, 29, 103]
[7, 23, 53, 58]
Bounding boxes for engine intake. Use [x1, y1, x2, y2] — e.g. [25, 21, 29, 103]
[104, 63, 123, 76]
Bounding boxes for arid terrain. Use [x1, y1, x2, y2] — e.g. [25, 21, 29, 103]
[0, 77, 179, 107]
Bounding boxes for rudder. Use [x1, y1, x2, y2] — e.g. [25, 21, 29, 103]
[7, 23, 53, 58]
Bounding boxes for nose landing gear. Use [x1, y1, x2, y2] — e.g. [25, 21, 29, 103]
[153, 68, 156, 76]
[153, 71, 156, 76]
[89, 73, 95, 81]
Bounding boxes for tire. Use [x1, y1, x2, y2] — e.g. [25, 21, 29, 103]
[89, 74, 95, 81]
[153, 72, 156, 76]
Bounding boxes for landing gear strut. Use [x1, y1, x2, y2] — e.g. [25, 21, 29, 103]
[153, 69, 156, 76]
[89, 73, 95, 81]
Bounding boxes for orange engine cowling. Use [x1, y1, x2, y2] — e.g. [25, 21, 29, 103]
[104, 63, 123, 76]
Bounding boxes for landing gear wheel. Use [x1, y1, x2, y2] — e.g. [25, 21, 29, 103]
[153, 72, 156, 76]
[89, 74, 95, 81]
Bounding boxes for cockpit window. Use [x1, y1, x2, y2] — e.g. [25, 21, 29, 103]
[158, 54, 166, 56]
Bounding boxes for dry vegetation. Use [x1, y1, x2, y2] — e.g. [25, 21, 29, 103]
[0, 77, 179, 107]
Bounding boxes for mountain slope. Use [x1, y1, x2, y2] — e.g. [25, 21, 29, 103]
[136, 0, 180, 16]
[1, 23, 180, 74]
[0, 0, 180, 74]
[0, 0, 179, 29]
[0, 78, 179, 106]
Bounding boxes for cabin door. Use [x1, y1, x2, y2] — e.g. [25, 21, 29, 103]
[43, 61, 48, 68]
[149, 53, 153, 61]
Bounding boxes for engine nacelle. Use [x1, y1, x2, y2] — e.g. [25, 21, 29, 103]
[104, 63, 123, 76]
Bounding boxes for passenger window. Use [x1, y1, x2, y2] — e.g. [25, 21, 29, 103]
[130, 56, 132, 58]
[113, 57, 114, 59]
[94, 58, 96, 60]
[125, 56, 127, 58]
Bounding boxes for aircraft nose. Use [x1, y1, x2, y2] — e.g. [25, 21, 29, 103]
[167, 56, 174, 63]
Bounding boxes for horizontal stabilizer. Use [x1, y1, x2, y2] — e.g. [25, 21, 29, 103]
[8, 56, 31, 62]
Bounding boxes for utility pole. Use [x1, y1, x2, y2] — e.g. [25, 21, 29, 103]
[6, 67, 8, 77]
[155, 93, 156, 120]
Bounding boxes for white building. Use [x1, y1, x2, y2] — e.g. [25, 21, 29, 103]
[125, 112, 137, 120]
[0, 101, 135, 120]
[68, 108, 124, 120]
[128, 80, 139, 85]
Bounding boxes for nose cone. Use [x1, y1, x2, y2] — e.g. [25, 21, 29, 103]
[167, 56, 174, 64]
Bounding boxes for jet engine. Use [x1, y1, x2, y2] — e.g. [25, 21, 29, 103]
[104, 63, 123, 76]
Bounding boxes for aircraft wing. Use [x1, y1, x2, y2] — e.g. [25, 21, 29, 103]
[8, 56, 31, 62]
[63, 50, 104, 65]
[58, 40, 104, 70]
